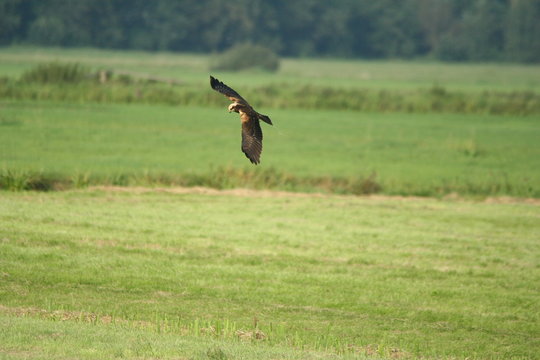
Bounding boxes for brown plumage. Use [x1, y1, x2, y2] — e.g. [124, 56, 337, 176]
[210, 75, 272, 164]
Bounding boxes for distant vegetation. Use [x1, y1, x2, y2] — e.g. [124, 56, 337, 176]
[1, 62, 539, 116]
[210, 43, 280, 72]
[19, 62, 90, 83]
[1, 0, 539, 63]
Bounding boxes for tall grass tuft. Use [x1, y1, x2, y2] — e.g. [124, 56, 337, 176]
[0, 169, 58, 191]
[20, 62, 90, 84]
[0, 169, 32, 191]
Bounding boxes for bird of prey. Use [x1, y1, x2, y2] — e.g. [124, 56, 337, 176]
[210, 75, 272, 164]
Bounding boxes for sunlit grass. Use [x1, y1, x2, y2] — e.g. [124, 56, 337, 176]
[1, 46, 539, 360]
[0, 189, 538, 359]
[2, 315, 374, 360]
[1, 101, 539, 197]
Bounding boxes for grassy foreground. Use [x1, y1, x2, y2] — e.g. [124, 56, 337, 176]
[1, 315, 369, 360]
[1, 189, 538, 359]
[2, 101, 539, 197]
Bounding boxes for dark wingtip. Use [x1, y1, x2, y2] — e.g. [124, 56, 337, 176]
[243, 152, 260, 165]
[259, 114, 273, 126]
[210, 75, 221, 90]
[249, 157, 260, 165]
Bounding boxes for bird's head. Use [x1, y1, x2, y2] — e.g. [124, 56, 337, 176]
[228, 103, 240, 113]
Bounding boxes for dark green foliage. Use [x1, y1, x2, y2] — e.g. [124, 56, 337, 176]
[210, 43, 280, 72]
[505, 0, 540, 62]
[0, 0, 22, 44]
[20, 62, 90, 84]
[434, 0, 507, 61]
[1, 0, 539, 62]
[0, 170, 57, 191]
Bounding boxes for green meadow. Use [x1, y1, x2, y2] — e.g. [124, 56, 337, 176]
[1, 190, 539, 359]
[1, 46, 540, 92]
[1, 47, 540, 359]
[1, 101, 539, 197]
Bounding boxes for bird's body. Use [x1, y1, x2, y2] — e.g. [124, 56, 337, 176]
[210, 76, 272, 164]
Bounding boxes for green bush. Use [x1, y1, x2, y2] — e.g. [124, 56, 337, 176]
[210, 43, 280, 72]
[20, 62, 90, 84]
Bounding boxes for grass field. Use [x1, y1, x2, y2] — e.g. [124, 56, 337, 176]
[1, 47, 540, 359]
[1, 101, 539, 197]
[2, 315, 375, 360]
[1, 46, 540, 92]
[1, 189, 539, 359]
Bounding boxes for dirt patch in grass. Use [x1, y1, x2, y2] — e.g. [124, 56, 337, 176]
[88, 185, 327, 198]
[0, 305, 101, 323]
[86, 185, 540, 205]
[483, 196, 540, 205]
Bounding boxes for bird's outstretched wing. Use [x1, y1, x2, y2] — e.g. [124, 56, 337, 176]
[240, 113, 263, 164]
[210, 75, 270, 164]
[210, 76, 249, 106]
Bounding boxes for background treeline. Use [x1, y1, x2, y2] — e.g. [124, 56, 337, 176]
[1, 0, 539, 63]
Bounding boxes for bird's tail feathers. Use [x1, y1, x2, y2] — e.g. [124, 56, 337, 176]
[258, 113, 273, 125]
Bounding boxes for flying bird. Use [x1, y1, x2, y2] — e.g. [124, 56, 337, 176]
[210, 75, 272, 164]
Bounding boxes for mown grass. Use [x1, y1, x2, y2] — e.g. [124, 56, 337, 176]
[0, 189, 538, 359]
[1, 101, 539, 197]
[1, 315, 374, 360]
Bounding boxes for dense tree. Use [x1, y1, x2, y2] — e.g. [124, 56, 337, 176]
[0, 0, 538, 63]
[505, 0, 540, 62]
[0, 0, 23, 44]
[436, 0, 507, 61]
[416, 0, 455, 51]
[366, 0, 428, 58]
